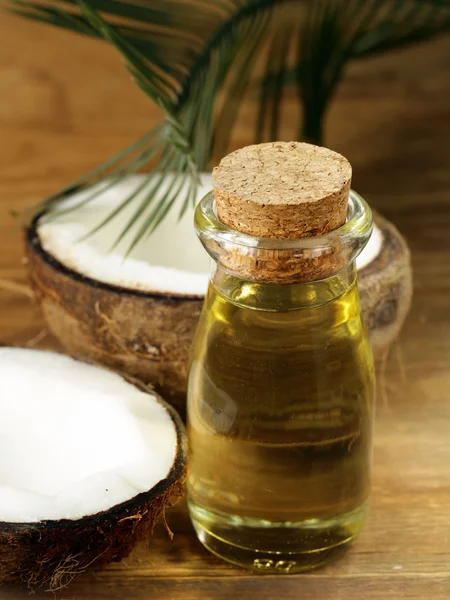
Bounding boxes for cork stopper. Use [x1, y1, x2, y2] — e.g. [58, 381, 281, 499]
[213, 141, 351, 239]
[211, 142, 353, 283]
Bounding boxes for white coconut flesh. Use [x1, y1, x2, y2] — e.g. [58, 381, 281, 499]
[38, 175, 212, 297]
[37, 174, 382, 296]
[0, 348, 178, 524]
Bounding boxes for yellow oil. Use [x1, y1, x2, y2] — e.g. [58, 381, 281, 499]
[187, 267, 374, 573]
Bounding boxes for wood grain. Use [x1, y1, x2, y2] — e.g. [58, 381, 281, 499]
[1, 12, 450, 599]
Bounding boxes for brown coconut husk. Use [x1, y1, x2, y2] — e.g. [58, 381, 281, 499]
[25, 219, 203, 418]
[0, 382, 186, 591]
[358, 211, 412, 360]
[24, 211, 411, 415]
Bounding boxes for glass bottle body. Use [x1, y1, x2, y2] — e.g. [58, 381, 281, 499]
[187, 191, 374, 572]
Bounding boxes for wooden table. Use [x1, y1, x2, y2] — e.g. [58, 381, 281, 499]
[1, 14, 450, 599]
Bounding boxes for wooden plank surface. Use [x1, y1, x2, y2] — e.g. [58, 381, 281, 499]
[1, 12, 450, 600]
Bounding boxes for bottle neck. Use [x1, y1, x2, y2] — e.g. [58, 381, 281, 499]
[210, 263, 358, 312]
[196, 190, 373, 288]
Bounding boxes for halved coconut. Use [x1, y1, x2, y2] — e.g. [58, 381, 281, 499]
[0, 347, 186, 590]
[357, 211, 412, 356]
[25, 175, 412, 414]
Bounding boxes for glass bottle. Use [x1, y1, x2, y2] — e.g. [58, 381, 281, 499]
[187, 180, 374, 573]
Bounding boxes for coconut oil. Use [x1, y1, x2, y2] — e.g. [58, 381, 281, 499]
[188, 268, 373, 571]
[187, 142, 374, 572]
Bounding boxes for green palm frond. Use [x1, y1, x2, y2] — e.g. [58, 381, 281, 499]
[9, 0, 450, 252]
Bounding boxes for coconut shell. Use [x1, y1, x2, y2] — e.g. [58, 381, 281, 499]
[358, 211, 412, 360]
[25, 211, 411, 415]
[0, 387, 186, 590]
[25, 220, 202, 417]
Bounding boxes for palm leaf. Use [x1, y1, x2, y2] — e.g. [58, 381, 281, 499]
[8, 0, 450, 252]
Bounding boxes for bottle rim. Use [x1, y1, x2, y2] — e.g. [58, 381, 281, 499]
[195, 189, 373, 254]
